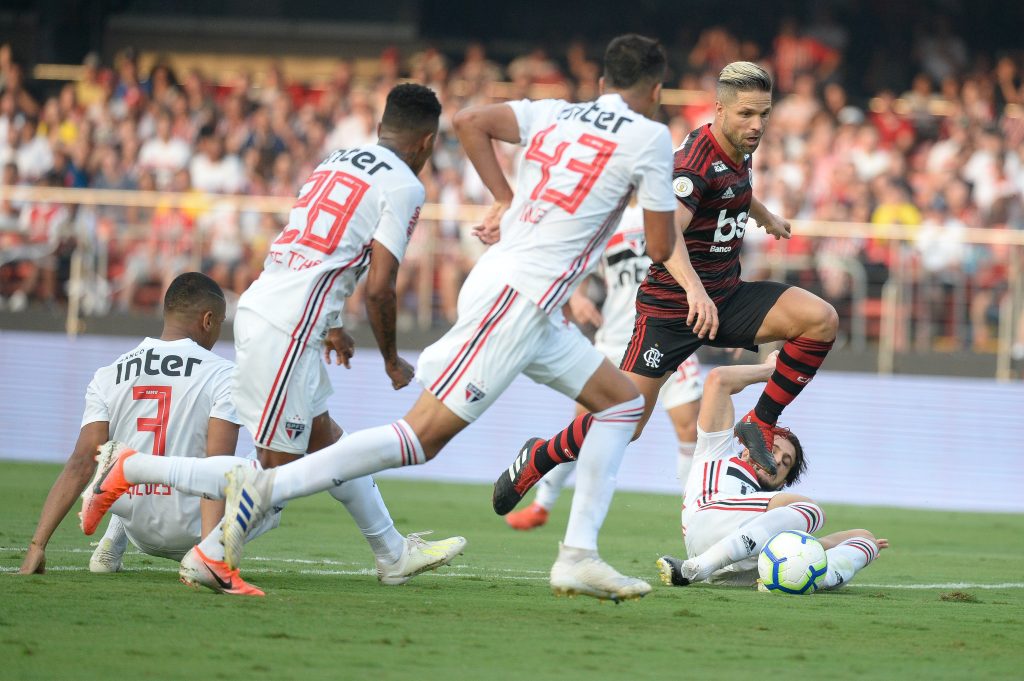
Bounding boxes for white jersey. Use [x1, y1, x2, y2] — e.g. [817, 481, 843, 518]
[238, 144, 424, 344]
[594, 203, 648, 350]
[81, 337, 240, 552]
[479, 94, 676, 314]
[682, 426, 776, 526]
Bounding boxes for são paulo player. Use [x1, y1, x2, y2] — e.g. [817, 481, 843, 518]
[79, 85, 466, 592]
[20, 273, 270, 594]
[504, 201, 703, 531]
[655, 351, 887, 590]
[211, 34, 679, 603]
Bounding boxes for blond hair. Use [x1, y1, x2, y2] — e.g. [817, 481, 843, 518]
[717, 61, 773, 102]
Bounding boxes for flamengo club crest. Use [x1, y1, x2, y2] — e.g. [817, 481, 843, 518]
[643, 346, 663, 369]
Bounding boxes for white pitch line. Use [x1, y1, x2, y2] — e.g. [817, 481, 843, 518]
[2, 563, 1021, 589]
[3, 547, 1021, 589]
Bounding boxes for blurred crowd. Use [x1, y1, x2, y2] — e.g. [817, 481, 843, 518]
[0, 18, 1023, 359]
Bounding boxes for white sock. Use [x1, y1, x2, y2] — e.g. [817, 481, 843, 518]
[677, 441, 696, 496]
[100, 515, 129, 553]
[124, 454, 255, 499]
[270, 420, 424, 506]
[327, 476, 405, 564]
[562, 395, 644, 551]
[688, 502, 826, 581]
[535, 461, 575, 510]
[819, 537, 880, 590]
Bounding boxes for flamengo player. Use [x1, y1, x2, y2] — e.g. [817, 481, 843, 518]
[656, 351, 886, 589]
[80, 85, 466, 589]
[20, 273, 266, 594]
[216, 34, 678, 602]
[505, 201, 703, 531]
[494, 61, 838, 506]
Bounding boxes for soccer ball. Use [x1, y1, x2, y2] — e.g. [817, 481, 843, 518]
[757, 530, 828, 594]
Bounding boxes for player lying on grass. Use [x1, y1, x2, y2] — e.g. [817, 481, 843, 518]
[655, 352, 887, 589]
[505, 201, 703, 531]
[19, 273, 272, 594]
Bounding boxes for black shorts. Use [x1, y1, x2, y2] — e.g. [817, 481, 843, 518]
[621, 280, 791, 378]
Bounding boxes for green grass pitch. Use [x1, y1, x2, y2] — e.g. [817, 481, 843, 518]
[2, 461, 1022, 681]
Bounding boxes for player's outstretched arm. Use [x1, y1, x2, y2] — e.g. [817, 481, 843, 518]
[698, 352, 778, 433]
[749, 196, 791, 240]
[19, 421, 109, 574]
[453, 103, 519, 245]
[365, 239, 414, 390]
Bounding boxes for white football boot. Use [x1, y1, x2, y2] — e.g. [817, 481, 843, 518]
[550, 543, 651, 602]
[376, 532, 467, 585]
[221, 465, 276, 570]
[89, 516, 128, 573]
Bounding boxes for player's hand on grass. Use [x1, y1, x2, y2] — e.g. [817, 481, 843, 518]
[567, 291, 603, 327]
[761, 212, 791, 240]
[876, 538, 890, 550]
[685, 287, 719, 340]
[19, 543, 45, 574]
[385, 356, 415, 390]
[472, 200, 510, 245]
[324, 328, 355, 368]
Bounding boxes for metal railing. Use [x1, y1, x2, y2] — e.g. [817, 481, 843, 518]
[2, 184, 1022, 380]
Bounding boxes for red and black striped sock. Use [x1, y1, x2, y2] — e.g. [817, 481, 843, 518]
[754, 336, 834, 424]
[530, 413, 594, 476]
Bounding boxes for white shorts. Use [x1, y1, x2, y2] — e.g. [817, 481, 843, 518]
[111, 488, 200, 561]
[232, 308, 333, 454]
[682, 491, 782, 585]
[593, 342, 703, 410]
[417, 271, 604, 423]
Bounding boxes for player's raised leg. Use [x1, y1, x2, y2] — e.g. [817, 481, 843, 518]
[736, 287, 838, 466]
[505, 461, 575, 530]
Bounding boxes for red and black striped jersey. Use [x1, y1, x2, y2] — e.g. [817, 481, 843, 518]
[637, 124, 753, 318]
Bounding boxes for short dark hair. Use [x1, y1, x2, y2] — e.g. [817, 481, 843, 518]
[603, 34, 667, 90]
[774, 426, 807, 488]
[164, 272, 225, 317]
[380, 83, 441, 133]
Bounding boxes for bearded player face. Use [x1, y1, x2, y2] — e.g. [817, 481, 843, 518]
[717, 89, 772, 156]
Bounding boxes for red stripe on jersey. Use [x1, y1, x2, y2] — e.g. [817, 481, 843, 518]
[845, 540, 874, 562]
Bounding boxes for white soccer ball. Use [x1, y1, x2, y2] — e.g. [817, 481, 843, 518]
[757, 530, 828, 594]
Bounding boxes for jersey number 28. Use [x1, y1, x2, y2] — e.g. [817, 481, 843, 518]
[275, 170, 371, 255]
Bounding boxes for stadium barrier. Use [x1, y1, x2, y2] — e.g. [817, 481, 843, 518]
[2, 183, 1023, 380]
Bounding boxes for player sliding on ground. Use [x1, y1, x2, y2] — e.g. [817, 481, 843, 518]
[505, 201, 703, 531]
[20, 273, 269, 594]
[203, 33, 679, 603]
[493, 61, 840, 515]
[655, 351, 886, 589]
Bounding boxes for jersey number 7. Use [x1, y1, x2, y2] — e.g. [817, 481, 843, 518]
[275, 170, 371, 255]
[525, 125, 617, 214]
[133, 385, 171, 456]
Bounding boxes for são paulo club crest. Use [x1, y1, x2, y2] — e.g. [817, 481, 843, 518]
[465, 382, 486, 403]
[285, 415, 307, 440]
